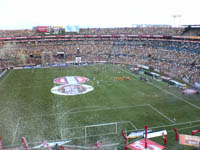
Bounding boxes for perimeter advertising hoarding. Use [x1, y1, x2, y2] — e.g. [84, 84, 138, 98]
[128, 130, 152, 139]
[143, 130, 167, 139]
[179, 134, 200, 147]
[182, 89, 198, 95]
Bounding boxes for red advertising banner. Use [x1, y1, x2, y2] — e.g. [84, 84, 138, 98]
[128, 139, 165, 150]
[35, 26, 49, 33]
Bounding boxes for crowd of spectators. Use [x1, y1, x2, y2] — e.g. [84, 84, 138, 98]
[79, 27, 184, 35]
[0, 30, 36, 37]
[0, 38, 199, 84]
[110, 40, 200, 83]
[0, 27, 185, 38]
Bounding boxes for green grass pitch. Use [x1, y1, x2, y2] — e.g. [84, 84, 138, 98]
[0, 64, 200, 150]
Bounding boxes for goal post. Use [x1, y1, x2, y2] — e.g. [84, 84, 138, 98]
[61, 121, 132, 147]
[85, 122, 118, 146]
[84, 121, 130, 146]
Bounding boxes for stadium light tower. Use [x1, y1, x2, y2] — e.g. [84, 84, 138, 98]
[172, 14, 182, 27]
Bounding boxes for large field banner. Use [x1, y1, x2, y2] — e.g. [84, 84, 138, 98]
[51, 84, 94, 96]
[54, 76, 89, 85]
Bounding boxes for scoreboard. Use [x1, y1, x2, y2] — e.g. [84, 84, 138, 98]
[33, 26, 65, 34]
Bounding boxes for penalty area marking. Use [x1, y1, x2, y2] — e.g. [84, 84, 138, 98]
[148, 82, 200, 110]
[128, 121, 138, 130]
[60, 128, 64, 140]
[0, 107, 7, 114]
[168, 124, 200, 133]
[147, 104, 174, 123]
[11, 117, 21, 145]
[114, 65, 200, 110]
[62, 121, 135, 132]
[125, 119, 200, 133]
[0, 70, 13, 87]
[20, 104, 148, 118]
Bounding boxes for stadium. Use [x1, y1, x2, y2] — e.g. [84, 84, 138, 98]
[0, 25, 200, 150]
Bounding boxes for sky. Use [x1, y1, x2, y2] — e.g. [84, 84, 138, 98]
[0, 0, 199, 29]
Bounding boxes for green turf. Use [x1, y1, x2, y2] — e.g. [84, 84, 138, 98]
[0, 64, 200, 150]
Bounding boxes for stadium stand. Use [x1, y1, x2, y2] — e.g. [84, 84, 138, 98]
[79, 27, 184, 35]
[0, 39, 199, 84]
[0, 27, 199, 84]
[0, 27, 184, 37]
[0, 29, 36, 37]
[182, 25, 200, 36]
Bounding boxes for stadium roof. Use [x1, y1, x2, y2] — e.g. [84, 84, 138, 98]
[182, 25, 200, 28]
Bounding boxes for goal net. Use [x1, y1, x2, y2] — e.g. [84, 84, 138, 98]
[84, 121, 131, 146]
[60, 121, 131, 148]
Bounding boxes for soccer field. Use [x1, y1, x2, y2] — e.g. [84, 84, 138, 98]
[0, 64, 200, 150]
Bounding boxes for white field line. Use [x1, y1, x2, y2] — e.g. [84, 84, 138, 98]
[168, 124, 200, 133]
[148, 82, 200, 110]
[6, 85, 51, 90]
[125, 119, 200, 133]
[60, 128, 64, 140]
[11, 117, 21, 145]
[0, 70, 13, 87]
[23, 69, 69, 74]
[0, 107, 6, 114]
[32, 68, 34, 73]
[66, 104, 146, 115]
[115, 65, 200, 110]
[147, 104, 174, 123]
[63, 121, 132, 131]
[128, 121, 138, 130]
[113, 65, 138, 79]
[7, 80, 118, 90]
[20, 104, 148, 118]
[63, 143, 120, 149]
